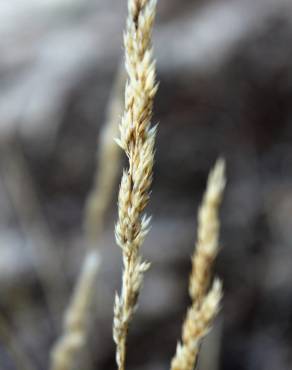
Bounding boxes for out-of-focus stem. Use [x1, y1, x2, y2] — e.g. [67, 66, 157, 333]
[84, 66, 125, 245]
[49, 65, 125, 370]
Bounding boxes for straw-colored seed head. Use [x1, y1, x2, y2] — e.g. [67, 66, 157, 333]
[189, 159, 226, 303]
[113, 1, 158, 370]
[182, 280, 222, 343]
[170, 159, 226, 370]
[171, 280, 222, 370]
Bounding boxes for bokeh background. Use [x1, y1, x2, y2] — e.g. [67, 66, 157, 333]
[1, 0, 292, 369]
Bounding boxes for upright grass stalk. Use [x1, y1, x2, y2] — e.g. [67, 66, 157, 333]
[84, 67, 125, 243]
[113, 1, 158, 370]
[49, 251, 99, 370]
[170, 159, 226, 370]
[49, 67, 125, 370]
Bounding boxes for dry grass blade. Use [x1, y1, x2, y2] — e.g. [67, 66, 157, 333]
[170, 159, 226, 370]
[113, 1, 158, 370]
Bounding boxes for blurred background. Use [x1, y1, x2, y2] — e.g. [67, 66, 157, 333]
[1, 0, 292, 369]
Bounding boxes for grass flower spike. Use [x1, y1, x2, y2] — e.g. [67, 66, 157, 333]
[189, 158, 226, 304]
[171, 159, 226, 370]
[113, 1, 158, 370]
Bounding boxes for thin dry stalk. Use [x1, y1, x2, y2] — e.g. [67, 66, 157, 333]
[113, 1, 158, 370]
[50, 64, 125, 370]
[50, 251, 99, 370]
[170, 159, 226, 370]
[84, 66, 125, 244]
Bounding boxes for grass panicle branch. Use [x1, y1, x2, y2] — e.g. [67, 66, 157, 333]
[113, 1, 158, 370]
[170, 159, 226, 370]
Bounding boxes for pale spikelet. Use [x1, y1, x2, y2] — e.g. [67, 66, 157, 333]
[113, 1, 158, 370]
[50, 251, 99, 370]
[171, 281, 222, 370]
[189, 158, 226, 303]
[170, 159, 226, 370]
